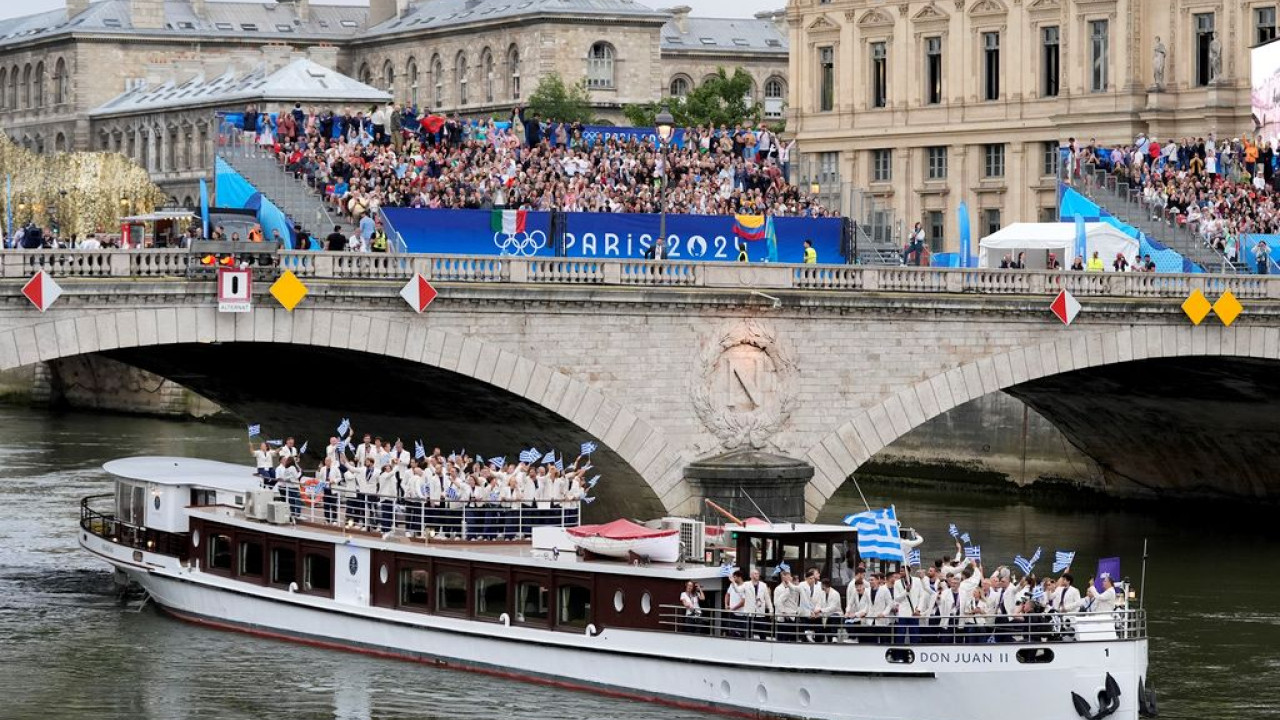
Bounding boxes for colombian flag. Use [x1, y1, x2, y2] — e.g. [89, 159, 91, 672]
[733, 214, 767, 241]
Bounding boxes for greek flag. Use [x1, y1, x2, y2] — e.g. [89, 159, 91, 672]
[1030, 546, 1043, 566]
[489, 456, 505, 469]
[1031, 585, 1046, 604]
[719, 562, 734, 578]
[1053, 550, 1076, 574]
[247, 424, 261, 437]
[267, 439, 283, 447]
[414, 440, 426, 460]
[960, 532, 971, 544]
[299, 441, 308, 455]
[445, 486, 459, 501]
[907, 549, 921, 567]
[336, 418, 351, 437]
[519, 448, 540, 464]
[581, 441, 598, 456]
[1014, 555, 1034, 576]
[964, 545, 981, 562]
[587, 474, 600, 489]
[948, 523, 959, 538]
[541, 450, 556, 464]
[582, 496, 596, 504]
[555, 454, 564, 473]
[842, 506, 903, 561]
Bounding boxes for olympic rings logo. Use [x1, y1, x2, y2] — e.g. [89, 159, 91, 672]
[494, 230, 548, 256]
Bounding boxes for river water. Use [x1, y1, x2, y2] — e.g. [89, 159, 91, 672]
[0, 406, 1275, 720]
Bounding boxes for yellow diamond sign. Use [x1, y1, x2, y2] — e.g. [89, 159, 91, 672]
[1182, 289, 1211, 325]
[1212, 291, 1243, 327]
[270, 270, 308, 311]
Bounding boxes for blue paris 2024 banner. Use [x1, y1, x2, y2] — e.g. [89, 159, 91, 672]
[381, 208, 845, 264]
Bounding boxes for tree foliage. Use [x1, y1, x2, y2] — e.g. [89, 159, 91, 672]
[624, 67, 764, 128]
[525, 72, 595, 124]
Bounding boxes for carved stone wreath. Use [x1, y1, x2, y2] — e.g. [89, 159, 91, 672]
[690, 320, 797, 451]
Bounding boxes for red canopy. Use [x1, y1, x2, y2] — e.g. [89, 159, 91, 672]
[567, 518, 677, 540]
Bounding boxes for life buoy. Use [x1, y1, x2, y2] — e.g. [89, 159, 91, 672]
[299, 478, 324, 506]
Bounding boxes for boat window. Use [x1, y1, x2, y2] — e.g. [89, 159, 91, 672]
[117, 482, 145, 525]
[1017, 648, 1055, 664]
[437, 571, 467, 613]
[239, 539, 264, 577]
[885, 648, 915, 664]
[613, 589, 624, 613]
[557, 584, 591, 628]
[806, 542, 830, 571]
[517, 580, 549, 623]
[303, 552, 333, 593]
[475, 575, 508, 618]
[641, 591, 652, 614]
[399, 568, 430, 608]
[190, 488, 216, 506]
[207, 534, 233, 571]
[271, 547, 297, 585]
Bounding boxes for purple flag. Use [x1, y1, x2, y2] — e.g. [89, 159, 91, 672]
[1094, 557, 1121, 592]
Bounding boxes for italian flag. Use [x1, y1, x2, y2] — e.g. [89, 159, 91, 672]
[491, 209, 527, 235]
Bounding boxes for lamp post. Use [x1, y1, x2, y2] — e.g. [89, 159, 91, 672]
[654, 106, 675, 253]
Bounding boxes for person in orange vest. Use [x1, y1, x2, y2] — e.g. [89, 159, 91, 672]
[247, 224, 264, 242]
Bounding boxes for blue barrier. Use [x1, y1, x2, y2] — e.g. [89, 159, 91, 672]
[1059, 186, 1200, 273]
[214, 157, 294, 246]
[381, 207, 845, 263]
[1241, 234, 1280, 273]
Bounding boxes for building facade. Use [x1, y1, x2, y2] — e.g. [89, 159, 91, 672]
[787, 0, 1267, 251]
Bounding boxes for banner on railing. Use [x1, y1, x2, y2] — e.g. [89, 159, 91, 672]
[381, 208, 845, 264]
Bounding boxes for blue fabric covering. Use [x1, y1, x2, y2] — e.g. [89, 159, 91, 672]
[1241, 234, 1280, 272]
[214, 157, 294, 247]
[1058, 186, 1201, 273]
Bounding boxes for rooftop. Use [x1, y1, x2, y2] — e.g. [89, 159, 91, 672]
[362, 0, 669, 37]
[660, 15, 788, 54]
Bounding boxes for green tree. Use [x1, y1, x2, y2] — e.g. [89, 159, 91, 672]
[525, 72, 595, 123]
[624, 67, 764, 128]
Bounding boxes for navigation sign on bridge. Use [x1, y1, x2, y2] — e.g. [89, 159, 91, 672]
[400, 273, 438, 313]
[1050, 289, 1081, 325]
[217, 267, 252, 313]
[21, 270, 62, 313]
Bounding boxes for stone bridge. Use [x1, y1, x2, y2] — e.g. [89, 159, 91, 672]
[3, 249, 1279, 520]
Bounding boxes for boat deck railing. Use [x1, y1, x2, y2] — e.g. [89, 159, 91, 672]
[267, 479, 582, 540]
[657, 604, 1147, 645]
[80, 494, 189, 559]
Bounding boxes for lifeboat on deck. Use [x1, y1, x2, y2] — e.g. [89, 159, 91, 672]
[566, 518, 680, 563]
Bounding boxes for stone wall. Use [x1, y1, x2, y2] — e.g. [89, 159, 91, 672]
[44, 355, 222, 418]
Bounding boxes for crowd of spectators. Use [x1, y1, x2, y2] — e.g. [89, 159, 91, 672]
[253, 103, 831, 227]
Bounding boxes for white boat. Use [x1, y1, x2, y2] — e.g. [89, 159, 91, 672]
[566, 518, 681, 562]
[80, 456, 1158, 720]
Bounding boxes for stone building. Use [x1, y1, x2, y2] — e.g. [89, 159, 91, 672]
[786, 0, 1268, 251]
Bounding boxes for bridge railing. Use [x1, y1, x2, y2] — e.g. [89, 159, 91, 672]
[5, 250, 1280, 299]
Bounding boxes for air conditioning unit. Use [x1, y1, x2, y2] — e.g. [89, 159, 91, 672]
[267, 501, 292, 525]
[245, 489, 276, 520]
[662, 517, 705, 562]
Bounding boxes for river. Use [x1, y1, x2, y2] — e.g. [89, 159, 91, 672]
[0, 406, 1274, 720]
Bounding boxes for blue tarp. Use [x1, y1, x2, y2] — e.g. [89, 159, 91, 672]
[1241, 234, 1280, 272]
[1059, 186, 1200, 273]
[214, 157, 294, 246]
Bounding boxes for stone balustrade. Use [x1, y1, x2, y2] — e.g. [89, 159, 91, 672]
[4, 249, 1280, 299]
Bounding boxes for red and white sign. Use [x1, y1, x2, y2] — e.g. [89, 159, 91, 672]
[399, 273, 438, 313]
[21, 270, 62, 312]
[1050, 289, 1081, 325]
[217, 267, 252, 313]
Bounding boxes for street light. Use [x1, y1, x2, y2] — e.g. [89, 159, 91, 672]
[654, 106, 675, 253]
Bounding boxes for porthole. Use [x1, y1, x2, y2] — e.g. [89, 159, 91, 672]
[798, 688, 811, 708]
[191, 529, 200, 547]
[641, 591, 652, 615]
[885, 648, 915, 664]
[379, 564, 389, 584]
[756, 684, 768, 704]
[719, 679, 731, 698]
[613, 589, 624, 612]
[1017, 648, 1055, 664]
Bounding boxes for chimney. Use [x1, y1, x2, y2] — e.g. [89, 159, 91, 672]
[306, 45, 339, 70]
[368, 0, 399, 26]
[260, 44, 293, 72]
[130, 0, 165, 30]
[191, 0, 205, 19]
[66, 0, 90, 18]
[144, 62, 174, 88]
[202, 56, 234, 80]
[172, 57, 203, 84]
[299, 0, 310, 23]
[668, 5, 692, 34]
[754, 9, 786, 32]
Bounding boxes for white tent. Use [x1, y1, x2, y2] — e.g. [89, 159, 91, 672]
[978, 222, 1140, 270]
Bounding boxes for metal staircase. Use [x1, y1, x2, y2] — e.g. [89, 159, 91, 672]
[217, 148, 356, 243]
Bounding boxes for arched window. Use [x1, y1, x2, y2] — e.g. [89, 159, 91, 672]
[406, 57, 419, 108]
[431, 54, 444, 109]
[21, 64, 32, 109]
[358, 62, 372, 86]
[586, 42, 614, 89]
[382, 60, 395, 96]
[741, 76, 756, 106]
[53, 58, 67, 105]
[507, 44, 521, 100]
[669, 75, 691, 97]
[0, 67, 7, 109]
[33, 61, 44, 108]
[764, 76, 786, 119]
[481, 48, 494, 104]
[8, 67, 17, 110]
[54, 132, 66, 152]
[455, 51, 469, 106]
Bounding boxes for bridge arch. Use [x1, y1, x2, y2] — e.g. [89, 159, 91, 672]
[0, 305, 689, 516]
[802, 323, 1280, 517]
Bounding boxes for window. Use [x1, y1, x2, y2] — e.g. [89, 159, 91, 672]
[407, 58, 419, 108]
[1042, 141, 1059, 176]
[1195, 13, 1215, 86]
[1090, 20, 1109, 92]
[382, 60, 395, 95]
[437, 570, 467, 612]
[398, 567, 430, 608]
[557, 584, 591, 628]
[475, 575, 509, 618]
[517, 580, 550, 623]
[872, 149, 892, 182]
[0, 68, 5, 109]
[52, 58, 67, 105]
[983, 143, 1005, 178]
[926, 146, 947, 180]
[207, 534, 232, 571]
[927, 210, 945, 252]
[764, 76, 785, 118]
[1039, 206, 1058, 223]
[431, 55, 444, 108]
[508, 45, 521, 100]
[271, 546, 297, 585]
[670, 75, 690, 97]
[455, 52, 469, 106]
[587, 42, 614, 89]
[21, 64, 31, 109]
[925, 36, 942, 104]
[1258, 6, 1277, 45]
[983, 32, 1000, 101]
[871, 41, 887, 108]
[1042, 26, 1060, 97]
[239, 539, 264, 577]
[482, 49, 494, 103]
[818, 46, 834, 112]
[303, 552, 332, 593]
[983, 208, 1002, 236]
[358, 62, 372, 86]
